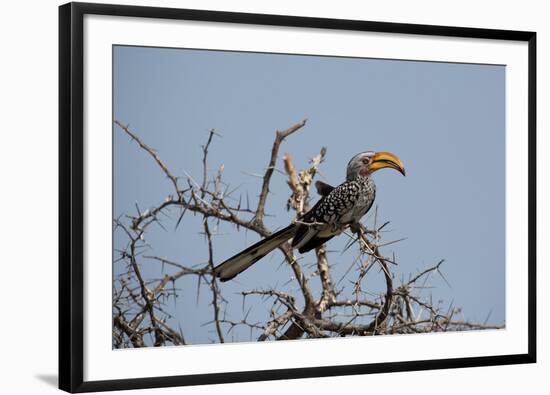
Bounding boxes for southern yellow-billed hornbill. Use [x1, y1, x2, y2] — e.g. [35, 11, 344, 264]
[213, 151, 405, 281]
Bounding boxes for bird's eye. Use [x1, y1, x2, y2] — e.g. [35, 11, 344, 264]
[362, 158, 369, 164]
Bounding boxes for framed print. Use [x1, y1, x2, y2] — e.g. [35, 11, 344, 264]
[59, 2, 536, 392]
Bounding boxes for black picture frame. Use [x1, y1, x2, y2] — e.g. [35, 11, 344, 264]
[59, 2, 537, 393]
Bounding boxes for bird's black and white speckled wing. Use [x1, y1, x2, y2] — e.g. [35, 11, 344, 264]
[291, 177, 376, 253]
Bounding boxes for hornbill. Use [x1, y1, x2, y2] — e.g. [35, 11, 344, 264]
[213, 151, 405, 282]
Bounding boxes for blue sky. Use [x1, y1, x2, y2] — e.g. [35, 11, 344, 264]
[113, 45, 505, 345]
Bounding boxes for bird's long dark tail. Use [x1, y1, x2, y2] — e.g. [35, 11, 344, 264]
[213, 224, 297, 282]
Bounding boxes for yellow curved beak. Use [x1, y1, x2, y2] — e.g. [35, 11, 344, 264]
[368, 152, 406, 176]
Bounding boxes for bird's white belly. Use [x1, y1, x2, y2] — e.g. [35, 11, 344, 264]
[340, 194, 373, 226]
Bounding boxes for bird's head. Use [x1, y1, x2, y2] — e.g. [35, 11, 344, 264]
[346, 151, 406, 181]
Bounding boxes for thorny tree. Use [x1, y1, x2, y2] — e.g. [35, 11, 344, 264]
[112, 119, 502, 348]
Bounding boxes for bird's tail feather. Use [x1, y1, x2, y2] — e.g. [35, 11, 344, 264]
[213, 224, 297, 282]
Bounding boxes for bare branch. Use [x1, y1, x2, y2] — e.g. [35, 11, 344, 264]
[115, 120, 180, 193]
[254, 119, 307, 225]
[203, 218, 225, 343]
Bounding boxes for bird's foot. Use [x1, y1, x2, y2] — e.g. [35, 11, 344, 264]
[349, 222, 361, 235]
